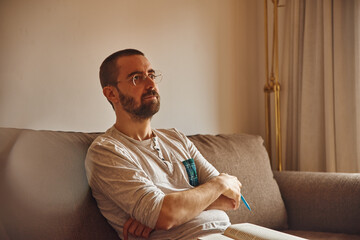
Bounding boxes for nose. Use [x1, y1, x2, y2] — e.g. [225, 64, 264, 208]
[144, 75, 157, 89]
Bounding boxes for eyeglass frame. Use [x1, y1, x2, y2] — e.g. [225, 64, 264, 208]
[115, 70, 163, 86]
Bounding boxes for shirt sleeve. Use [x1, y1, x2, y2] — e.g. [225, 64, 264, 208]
[174, 130, 220, 184]
[85, 139, 165, 229]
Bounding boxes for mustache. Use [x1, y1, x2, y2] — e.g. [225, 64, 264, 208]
[142, 89, 160, 99]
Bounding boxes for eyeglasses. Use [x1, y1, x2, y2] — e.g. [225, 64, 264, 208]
[117, 70, 163, 86]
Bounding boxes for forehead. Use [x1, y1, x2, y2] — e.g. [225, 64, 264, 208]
[115, 55, 152, 76]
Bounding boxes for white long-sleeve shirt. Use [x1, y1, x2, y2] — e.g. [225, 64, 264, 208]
[85, 126, 230, 240]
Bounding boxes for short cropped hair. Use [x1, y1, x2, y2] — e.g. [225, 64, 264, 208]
[99, 49, 144, 88]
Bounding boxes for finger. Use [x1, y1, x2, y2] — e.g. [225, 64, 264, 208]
[128, 220, 139, 236]
[229, 198, 237, 209]
[142, 227, 153, 238]
[123, 218, 134, 240]
[236, 197, 241, 209]
[134, 223, 146, 237]
[224, 186, 241, 201]
[229, 190, 241, 209]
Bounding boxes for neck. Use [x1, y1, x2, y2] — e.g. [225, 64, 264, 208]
[114, 116, 153, 141]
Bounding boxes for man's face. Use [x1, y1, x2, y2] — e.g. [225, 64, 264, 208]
[114, 55, 160, 120]
[117, 87, 160, 121]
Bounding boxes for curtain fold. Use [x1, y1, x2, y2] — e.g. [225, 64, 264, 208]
[281, 0, 360, 172]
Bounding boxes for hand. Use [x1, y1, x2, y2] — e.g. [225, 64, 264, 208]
[206, 194, 237, 211]
[215, 173, 242, 209]
[123, 217, 153, 240]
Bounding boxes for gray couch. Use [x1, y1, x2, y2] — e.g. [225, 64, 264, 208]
[0, 127, 359, 240]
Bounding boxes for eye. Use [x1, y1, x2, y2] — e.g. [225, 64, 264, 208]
[132, 74, 142, 82]
[148, 73, 156, 80]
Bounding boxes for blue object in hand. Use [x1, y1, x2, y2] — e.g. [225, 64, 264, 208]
[241, 195, 251, 211]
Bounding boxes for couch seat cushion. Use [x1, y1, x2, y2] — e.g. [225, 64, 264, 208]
[283, 230, 360, 240]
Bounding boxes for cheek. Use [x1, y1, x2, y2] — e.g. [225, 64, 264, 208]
[122, 86, 140, 99]
[133, 89, 145, 103]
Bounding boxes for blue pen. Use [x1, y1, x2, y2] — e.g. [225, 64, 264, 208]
[241, 195, 251, 211]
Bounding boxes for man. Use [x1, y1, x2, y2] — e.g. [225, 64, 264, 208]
[85, 49, 242, 240]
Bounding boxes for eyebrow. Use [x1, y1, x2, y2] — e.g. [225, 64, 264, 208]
[126, 69, 155, 78]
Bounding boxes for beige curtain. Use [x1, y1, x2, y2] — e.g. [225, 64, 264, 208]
[281, 0, 360, 172]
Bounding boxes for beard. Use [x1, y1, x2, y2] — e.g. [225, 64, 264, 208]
[117, 88, 160, 121]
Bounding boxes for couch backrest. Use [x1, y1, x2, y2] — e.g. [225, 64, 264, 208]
[0, 128, 118, 240]
[188, 134, 287, 229]
[0, 128, 287, 240]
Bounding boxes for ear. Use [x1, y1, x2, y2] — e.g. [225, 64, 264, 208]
[103, 86, 119, 105]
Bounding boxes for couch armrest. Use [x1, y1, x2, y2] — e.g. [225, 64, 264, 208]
[273, 171, 360, 234]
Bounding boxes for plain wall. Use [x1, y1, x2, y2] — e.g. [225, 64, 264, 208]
[0, 0, 265, 137]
